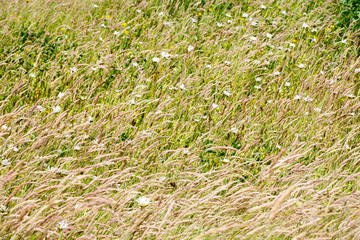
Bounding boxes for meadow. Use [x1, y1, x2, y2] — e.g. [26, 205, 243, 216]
[0, 0, 360, 239]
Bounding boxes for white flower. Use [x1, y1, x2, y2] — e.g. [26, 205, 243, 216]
[298, 64, 306, 69]
[303, 96, 313, 102]
[242, 13, 249, 18]
[180, 84, 187, 90]
[345, 144, 350, 150]
[281, 10, 287, 15]
[136, 9, 142, 13]
[132, 62, 139, 67]
[230, 127, 238, 134]
[251, 21, 257, 26]
[191, 18, 198, 23]
[58, 92, 65, 98]
[205, 64, 212, 68]
[264, 60, 270, 64]
[159, 176, 166, 182]
[255, 77, 262, 82]
[226, 13, 232, 17]
[93, 4, 98, 7]
[188, 45, 195, 52]
[274, 71, 281, 76]
[152, 57, 160, 63]
[99, 37, 103, 41]
[216, 22, 223, 27]
[212, 103, 219, 109]
[91, 67, 97, 71]
[266, 33, 273, 38]
[311, 28, 318, 32]
[74, 145, 82, 150]
[161, 51, 171, 59]
[312, 37, 317, 43]
[114, 31, 120, 35]
[341, 39, 347, 44]
[136, 196, 150, 207]
[29, 73, 36, 78]
[290, 43, 296, 47]
[249, 36, 257, 42]
[260, 4, 267, 9]
[224, 61, 231, 65]
[75, 203, 81, 209]
[294, 95, 302, 100]
[302, 23, 309, 28]
[227, 20, 233, 24]
[284, 82, 291, 87]
[320, 71, 325, 74]
[254, 60, 261, 64]
[2, 160, 11, 166]
[355, 68, 360, 73]
[52, 106, 61, 113]
[304, 112, 309, 115]
[346, 93, 355, 98]
[57, 220, 68, 229]
[0, 204, 7, 211]
[70, 67, 77, 73]
[163, 21, 172, 26]
[222, 158, 230, 163]
[223, 90, 231, 96]
[159, 12, 164, 16]
[101, 23, 107, 28]
[276, 144, 282, 149]
[169, 86, 178, 90]
[13, 147, 19, 152]
[1, 125, 9, 131]
[349, 112, 356, 116]
[314, 107, 321, 112]
[255, 85, 262, 90]
[267, 100, 273, 103]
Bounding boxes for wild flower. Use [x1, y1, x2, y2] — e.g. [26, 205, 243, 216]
[136, 196, 150, 207]
[266, 33, 273, 38]
[230, 127, 238, 134]
[29, 73, 36, 78]
[302, 23, 309, 28]
[0, 204, 7, 211]
[299, 64, 305, 68]
[223, 90, 231, 96]
[180, 84, 187, 90]
[58, 92, 65, 98]
[222, 158, 230, 163]
[260, 4, 267, 9]
[242, 13, 249, 18]
[294, 95, 302, 100]
[2, 160, 11, 166]
[152, 57, 160, 63]
[70, 67, 77, 73]
[188, 45, 195, 52]
[255, 77, 262, 82]
[212, 103, 219, 109]
[52, 106, 61, 113]
[57, 220, 68, 229]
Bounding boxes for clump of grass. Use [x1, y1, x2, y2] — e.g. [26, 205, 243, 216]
[0, 0, 359, 239]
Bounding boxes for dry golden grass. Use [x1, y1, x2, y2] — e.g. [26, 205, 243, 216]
[0, 0, 359, 239]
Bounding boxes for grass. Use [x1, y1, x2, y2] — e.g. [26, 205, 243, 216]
[0, 0, 359, 239]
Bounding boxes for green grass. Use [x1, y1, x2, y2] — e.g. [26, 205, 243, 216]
[0, 0, 359, 239]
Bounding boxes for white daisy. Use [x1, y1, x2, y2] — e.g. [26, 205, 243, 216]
[0, 204, 7, 211]
[298, 64, 306, 69]
[136, 196, 150, 207]
[180, 84, 187, 90]
[230, 127, 238, 134]
[52, 106, 61, 113]
[93, 4, 98, 7]
[266, 33, 273, 38]
[188, 45, 195, 52]
[70, 67, 77, 73]
[57, 220, 68, 229]
[294, 95, 302, 100]
[255, 77, 262, 82]
[152, 57, 160, 63]
[58, 92, 65, 98]
[2, 160, 11, 166]
[222, 158, 230, 163]
[242, 13, 249, 18]
[302, 23, 309, 28]
[212, 103, 219, 109]
[223, 90, 231, 96]
[29, 73, 36, 78]
[260, 4, 267, 9]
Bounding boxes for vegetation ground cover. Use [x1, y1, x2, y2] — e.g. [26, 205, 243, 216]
[0, 0, 359, 239]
